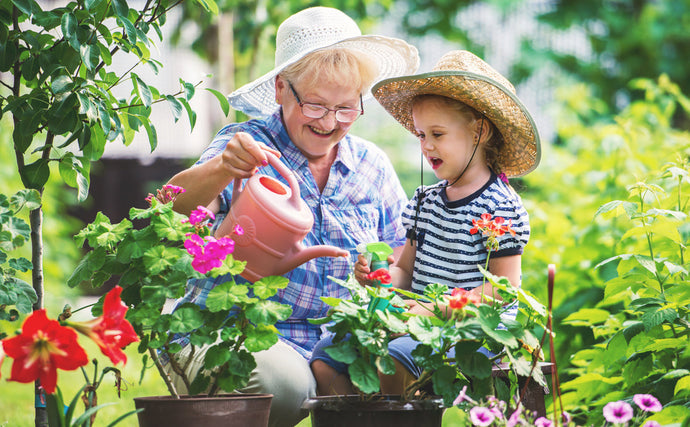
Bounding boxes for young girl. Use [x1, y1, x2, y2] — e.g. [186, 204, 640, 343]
[310, 50, 541, 395]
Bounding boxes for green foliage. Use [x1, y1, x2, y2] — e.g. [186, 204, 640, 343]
[1, 0, 205, 195]
[46, 361, 142, 427]
[558, 161, 690, 426]
[313, 271, 548, 406]
[518, 76, 690, 424]
[0, 189, 40, 327]
[69, 198, 293, 397]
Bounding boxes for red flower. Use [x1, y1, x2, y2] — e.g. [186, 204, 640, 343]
[366, 268, 392, 285]
[2, 309, 88, 394]
[70, 286, 139, 365]
[447, 288, 478, 311]
[469, 213, 516, 251]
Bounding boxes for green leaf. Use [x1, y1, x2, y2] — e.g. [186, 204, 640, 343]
[131, 73, 152, 107]
[118, 16, 137, 45]
[61, 12, 79, 50]
[67, 247, 107, 288]
[165, 95, 183, 122]
[206, 281, 251, 312]
[80, 43, 100, 70]
[246, 300, 292, 325]
[179, 98, 197, 130]
[595, 200, 638, 219]
[206, 88, 230, 117]
[562, 308, 611, 326]
[169, 305, 204, 333]
[85, 0, 105, 10]
[348, 358, 380, 394]
[204, 344, 232, 369]
[111, 0, 129, 17]
[193, 0, 219, 14]
[51, 74, 72, 94]
[252, 275, 289, 299]
[324, 340, 358, 364]
[20, 159, 50, 190]
[243, 324, 279, 352]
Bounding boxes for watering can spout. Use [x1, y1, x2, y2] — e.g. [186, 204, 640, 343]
[277, 244, 350, 273]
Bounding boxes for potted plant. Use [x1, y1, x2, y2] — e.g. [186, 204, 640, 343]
[303, 215, 550, 426]
[67, 185, 293, 427]
[304, 270, 447, 427]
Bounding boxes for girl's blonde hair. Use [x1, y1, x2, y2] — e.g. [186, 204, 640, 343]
[279, 47, 379, 94]
[413, 94, 505, 175]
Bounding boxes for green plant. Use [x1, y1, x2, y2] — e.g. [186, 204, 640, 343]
[312, 252, 548, 408]
[68, 186, 293, 397]
[1, 1, 219, 422]
[560, 160, 690, 425]
[1, 285, 141, 426]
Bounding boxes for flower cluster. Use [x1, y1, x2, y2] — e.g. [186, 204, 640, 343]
[602, 394, 662, 427]
[453, 388, 664, 427]
[145, 183, 185, 205]
[0, 286, 137, 394]
[147, 185, 243, 275]
[469, 212, 516, 252]
[183, 213, 242, 274]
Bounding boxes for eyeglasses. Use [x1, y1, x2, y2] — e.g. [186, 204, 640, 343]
[288, 81, 363, 123]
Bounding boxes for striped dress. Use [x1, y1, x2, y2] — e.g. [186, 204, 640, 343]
[401, 172, 529, 295]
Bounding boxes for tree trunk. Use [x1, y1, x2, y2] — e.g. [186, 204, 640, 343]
[31, 206, 48, 427]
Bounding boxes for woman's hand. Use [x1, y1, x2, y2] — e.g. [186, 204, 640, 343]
[221, 132, 282, 179]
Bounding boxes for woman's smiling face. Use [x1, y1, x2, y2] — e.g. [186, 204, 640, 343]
[276, 76, 361, 160]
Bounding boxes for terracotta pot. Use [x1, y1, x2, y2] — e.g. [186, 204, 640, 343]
[302, 395, 445, 427]
[134, 393, 272, 427]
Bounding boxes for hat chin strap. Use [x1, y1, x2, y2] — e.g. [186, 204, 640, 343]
[408, 118, 484, 247]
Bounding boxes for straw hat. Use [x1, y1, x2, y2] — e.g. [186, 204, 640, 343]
[372, 50, 540, 177]
[228, 7, 420, 118]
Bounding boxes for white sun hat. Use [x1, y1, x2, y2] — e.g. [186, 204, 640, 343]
[227, 6, 420, 118]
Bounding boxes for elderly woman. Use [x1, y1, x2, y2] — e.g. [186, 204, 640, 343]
[164, 6, 419, 427]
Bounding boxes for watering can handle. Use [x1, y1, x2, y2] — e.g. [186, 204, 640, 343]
[232, 151, 302, 208]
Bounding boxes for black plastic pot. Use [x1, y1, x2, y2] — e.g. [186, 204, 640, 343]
[302, 395, 445, 427]
[134, 393, 272, 427]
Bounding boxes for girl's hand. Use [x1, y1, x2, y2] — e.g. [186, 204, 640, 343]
[354, 253, 372, 286]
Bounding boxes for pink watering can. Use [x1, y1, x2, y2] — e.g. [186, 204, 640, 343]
[215, 151, 349, 282]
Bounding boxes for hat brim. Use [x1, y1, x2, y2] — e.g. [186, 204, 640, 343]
[372, 71, 541, 177]
[228, 35, 419, 118]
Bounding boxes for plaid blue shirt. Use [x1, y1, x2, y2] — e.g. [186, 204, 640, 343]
[171, 110, 408, 359]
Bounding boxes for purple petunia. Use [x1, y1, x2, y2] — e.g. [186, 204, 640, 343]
[469, 406, 495, 426]
[633, 394, 662, 413]
[642, 421, 661, 427]
[603, 401, 634, 424]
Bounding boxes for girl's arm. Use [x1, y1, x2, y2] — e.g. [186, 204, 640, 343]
[468, 254, 521, 303]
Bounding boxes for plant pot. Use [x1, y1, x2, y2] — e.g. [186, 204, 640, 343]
[134, 393, 273, 427]
[302, 395, 445, 427]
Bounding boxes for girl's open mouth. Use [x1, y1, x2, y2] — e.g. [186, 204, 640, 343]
[428, 157, 443, 169]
